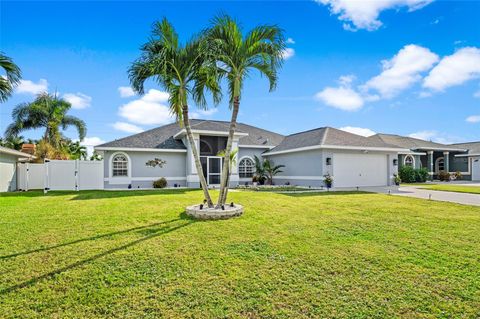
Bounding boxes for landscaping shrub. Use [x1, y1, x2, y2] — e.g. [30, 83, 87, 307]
[398, 166, 416, 183]
[153, 177, 168, 188]
[438, 171, 451, 182]
[415, 168, 429, 183]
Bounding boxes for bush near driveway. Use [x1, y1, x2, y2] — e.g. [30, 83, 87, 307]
[1, 190, 479, 318]
[399, 166, 429, 183]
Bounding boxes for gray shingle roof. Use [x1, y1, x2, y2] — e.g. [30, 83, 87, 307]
[97, 120, 284, 149]
[268, 127, 403, 153]
[370, 134, 465, 151]
[450, 142, 480, 154]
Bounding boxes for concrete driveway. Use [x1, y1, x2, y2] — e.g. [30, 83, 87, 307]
[361, 185, 480, 207]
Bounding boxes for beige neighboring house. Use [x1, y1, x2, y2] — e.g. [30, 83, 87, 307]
[0, 146, 35, 192]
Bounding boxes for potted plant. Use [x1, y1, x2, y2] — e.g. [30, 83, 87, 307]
[394, 174, 401, 186]
[324, 174, 333, 189]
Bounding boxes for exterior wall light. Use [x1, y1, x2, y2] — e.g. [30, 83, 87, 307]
[326, 157, 332, 165]
[393, 159, 398, 166]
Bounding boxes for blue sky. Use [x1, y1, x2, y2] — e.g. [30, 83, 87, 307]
[1, 0, 479, 152]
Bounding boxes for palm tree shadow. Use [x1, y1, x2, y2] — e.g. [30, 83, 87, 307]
[0, 218, 185, 260]
[0, 217, 195, 295]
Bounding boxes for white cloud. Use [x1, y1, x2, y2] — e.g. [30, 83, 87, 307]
[315, 86, 364, 111]
[80, 136, 105, 157]
[118, 89, 173, 125]
[286, 37, 295, 44]
[16, 79, 48, 95]
[281, 48, 295, 60]
[63, 92, 92, 109]
[409, 130, 437, 141]
[190, 108, 218, 119]
[118, 86, 135, 98]
[474, 90, 480, 98]
[339, 126, 376, 137]
[316, 0, 433, 31]
[423, 47, 480, 91]
[466, 115, 480, 123]
[363, 44, 439, 98]
[112, 122, 145, 133]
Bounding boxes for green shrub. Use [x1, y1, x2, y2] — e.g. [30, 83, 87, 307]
[153, 177, 168, 188]
[438, 171, 451, 182]
[399, 166, 416, 183]
[415, 168, 429, 183]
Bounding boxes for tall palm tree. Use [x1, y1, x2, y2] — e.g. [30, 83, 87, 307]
[129, 18, 221, 208]
[0, 52, 21, 102]
[207, 15, 285, 207]
[68, 140, 88, 160]
[4, 93, 86, 147]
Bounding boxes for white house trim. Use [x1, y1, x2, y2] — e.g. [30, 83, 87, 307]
[403, 154, 415, 167]
[264, 145, 408, 156]
[238, 144, 275, 149]
[455, 153, 480, 157]
[96, 147, 187, 153]
[104, 177, 187, 182]
[398, 151, 426, 155]
[272, 175, 324, 180]
[413, 147, 466, 152]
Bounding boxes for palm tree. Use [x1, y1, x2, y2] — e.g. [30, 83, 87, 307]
[129, 18, 221, 208]
[0, 135, 25, 150]
[207, 15, 285, 207]
[4, 93, 86, 148]
[0, 52, 21, 102]
[262, 158, 285, 185]
[68, 140, 88, 160]
[217, 148, 238, 191]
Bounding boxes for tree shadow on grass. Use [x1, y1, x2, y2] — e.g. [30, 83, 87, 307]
[0, 214, 195, 295]
[0, 217, 187, 260]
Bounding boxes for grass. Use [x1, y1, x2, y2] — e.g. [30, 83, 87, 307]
[406, 183, 480, 194]
[1, 189, 479, 318]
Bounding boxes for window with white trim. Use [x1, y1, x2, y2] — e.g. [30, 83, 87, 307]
[239, 158, 255, 178]
[404, 155, 414, 167]
[112, 154, 128, 177]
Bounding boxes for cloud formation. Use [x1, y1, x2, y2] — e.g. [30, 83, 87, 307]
[112, 122, 145, 133]
[118, 86, 135, 98]
[63, 92, 92, 109]
[466, 115, 480, 123]
[281, 48, 295, 60]
[339, 126, 376, 137]
[118, 89, 173, 125]
[423, 47, 480, 91]
[315, 85, 364, 111]
[16, 79, 48, 95]
[316, 0, 433, 31]
[80, 136, 106, 156]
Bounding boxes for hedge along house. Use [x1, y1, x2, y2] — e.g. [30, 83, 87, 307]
[262, 127, 407, 188]
[368, 134, 471, 180]
[95, 120, 284, 189]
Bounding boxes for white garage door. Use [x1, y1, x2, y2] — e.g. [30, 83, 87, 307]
[333, 153, 388, 188]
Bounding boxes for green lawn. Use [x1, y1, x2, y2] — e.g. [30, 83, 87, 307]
[407, 183, 480, 195]
[1, 190, 479, 318]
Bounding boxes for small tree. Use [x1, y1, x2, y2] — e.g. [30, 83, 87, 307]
[253, 155, 285, 185]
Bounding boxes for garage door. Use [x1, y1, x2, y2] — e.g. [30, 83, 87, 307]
[333, 153, 388, 188]
[472, 157, 480, 181]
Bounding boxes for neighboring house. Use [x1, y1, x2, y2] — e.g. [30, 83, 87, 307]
[368, 134, 474, 180]
[0, 146, 35, 192]
[449, 142, 480, 181]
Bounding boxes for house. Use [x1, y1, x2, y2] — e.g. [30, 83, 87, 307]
[368, 134, 475, 180]
[95, 120, 408, 189]
[0, 146, 35, 192]
[449, 142, 480, 181]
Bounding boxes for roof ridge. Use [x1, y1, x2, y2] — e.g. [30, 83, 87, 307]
[320, 127, 329, 145]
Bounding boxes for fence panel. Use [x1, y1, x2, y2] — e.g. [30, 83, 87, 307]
[17, 163, 45, 190]
[78, 160, 104, 190]
[47, 160, 77, 191]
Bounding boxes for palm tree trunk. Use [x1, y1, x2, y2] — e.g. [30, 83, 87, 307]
[182, 105, 214, 208]
[217, 96, 240, 207]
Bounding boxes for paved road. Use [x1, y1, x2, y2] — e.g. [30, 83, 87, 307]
[365, 185, 480, 207]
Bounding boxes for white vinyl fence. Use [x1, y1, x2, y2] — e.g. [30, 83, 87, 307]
[17, 160, 104, 192]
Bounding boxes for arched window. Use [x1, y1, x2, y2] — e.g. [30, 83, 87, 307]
[112, 153, 129, 177]
[404, 155, 414, 167]
[239, 157, 255, 178]
[436, 157, 445, 172]
[200, 140, 213, 156]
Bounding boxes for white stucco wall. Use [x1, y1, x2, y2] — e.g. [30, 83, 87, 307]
[0, 153, 18, 192]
